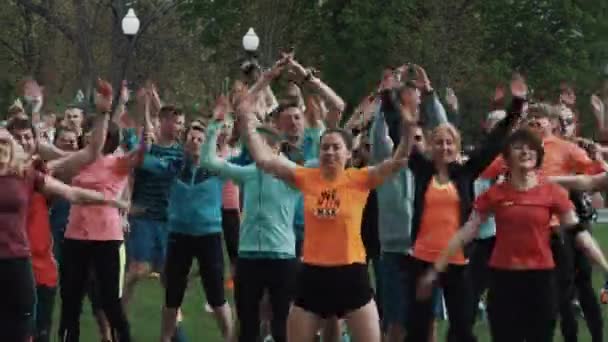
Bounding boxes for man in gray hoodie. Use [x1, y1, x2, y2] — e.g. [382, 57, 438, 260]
[371, 75, 448, 341]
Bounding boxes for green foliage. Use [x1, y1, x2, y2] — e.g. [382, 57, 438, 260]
[2, 0, 607, 135]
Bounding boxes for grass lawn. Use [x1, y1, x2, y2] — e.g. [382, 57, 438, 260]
[54, 225, 608, 341]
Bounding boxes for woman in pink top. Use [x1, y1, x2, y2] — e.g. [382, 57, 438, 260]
[217, 121, 241, 270]
[56, 112, 144, 342]
[0, 127, 121, 342]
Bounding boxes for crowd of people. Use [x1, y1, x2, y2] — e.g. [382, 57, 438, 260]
[2, 50, 608, 342]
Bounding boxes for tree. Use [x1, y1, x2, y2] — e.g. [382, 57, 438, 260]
[12, 0, 185, 102]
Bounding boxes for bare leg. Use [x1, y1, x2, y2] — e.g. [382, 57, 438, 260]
[287, 305, 322, 342]
[321, 318, 342, 342]
[211, 303, 235, 342]
[122, 261, 151, 309]
[345, 300, 381, 342]
[428, 319, 438, 342]
[160, 307, 178, 342]
[94, 310, 112, 341]
[386, 323, 405, 342]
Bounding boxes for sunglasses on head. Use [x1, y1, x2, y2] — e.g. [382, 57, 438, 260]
[190, 124, 204, 132]
[561, 117, 575, 125]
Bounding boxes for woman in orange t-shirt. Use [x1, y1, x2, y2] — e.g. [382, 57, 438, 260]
[420, 129, 579, 342]
[235, 91, 416, 341]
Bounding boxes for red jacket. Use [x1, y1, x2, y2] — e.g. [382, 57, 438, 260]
[27, 192, 58, 287]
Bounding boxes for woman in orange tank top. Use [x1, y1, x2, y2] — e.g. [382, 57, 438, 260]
[402, 77, 526, 342]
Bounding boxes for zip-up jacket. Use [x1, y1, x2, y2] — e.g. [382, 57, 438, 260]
[202, 122, 300, 257]
[370, 91, 449, 253]
[140, 154, 223, 236]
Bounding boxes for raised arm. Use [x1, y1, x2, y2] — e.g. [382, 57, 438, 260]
[235, 94, 296, 185]
[421, 90, 449, 129]
[287, 58, 344, 129]
[201, 121, 253, 182]
[444, 87, 459, 125]
[112, 81, 129, 125]
[386, 65, 448, 146]
[370, 104, 393, 164]
[247, 57, 287, 96]
[368, 110, 416, 184]
[42, 175, 126, 209]
[303, 94, 324, 129]
[465, 78, 526, 178]
[548, 174, 608, 192]
[47, 107, 109, 180]
[38, 141, 68, 161]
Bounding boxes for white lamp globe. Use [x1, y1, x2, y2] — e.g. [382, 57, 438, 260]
[122, 8, 140, 36]
[242, 28, 259, 52]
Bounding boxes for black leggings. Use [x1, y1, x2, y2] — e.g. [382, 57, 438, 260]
[222, 208, 240, 264]
[164, 233, 226, 308]
[59, 239, 130, 342]
[551, 233, 577, 342]
[34, 285, 57, 342]
[404, 256, 476, 342]
[487, 269, 557, 342]
[235, 258, 297, 342]
[0, 257, 35, 341]
[468, 237, 495, 319]
[571, 231, 603, 342]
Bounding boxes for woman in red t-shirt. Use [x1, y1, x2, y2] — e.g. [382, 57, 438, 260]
[418, 128, 579, 342]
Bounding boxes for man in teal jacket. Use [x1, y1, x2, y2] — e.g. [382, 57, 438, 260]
[140, 124, 234, 342]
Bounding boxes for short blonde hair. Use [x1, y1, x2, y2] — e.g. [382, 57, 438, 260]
[431, 123, 462, 150]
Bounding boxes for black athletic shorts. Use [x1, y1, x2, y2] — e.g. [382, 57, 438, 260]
[164, 232, 226, 308]
[294, 263, 373, 318]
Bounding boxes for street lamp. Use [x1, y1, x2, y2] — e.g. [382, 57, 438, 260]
[122, 8, 140, 36]
[241, 28, 261, 81]
[114, 8, 140, 108]
[242, 28, 259, 52]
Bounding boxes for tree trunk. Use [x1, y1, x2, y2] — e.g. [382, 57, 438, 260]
[19, 4, 37, 75]
[72, 0, 96, 105]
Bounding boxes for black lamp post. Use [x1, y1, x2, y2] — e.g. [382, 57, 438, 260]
[113, 8, 140, 107]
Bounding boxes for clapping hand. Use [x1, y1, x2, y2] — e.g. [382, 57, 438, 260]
[445, 87, 459, 113]
[22, 78, 44, 113]
[95, 78, 113, 113]
[119, 80, 130, 105]
[213, 95, 230, 122]
[411, 64, 432, 93]
[510, 74, 528, 99]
